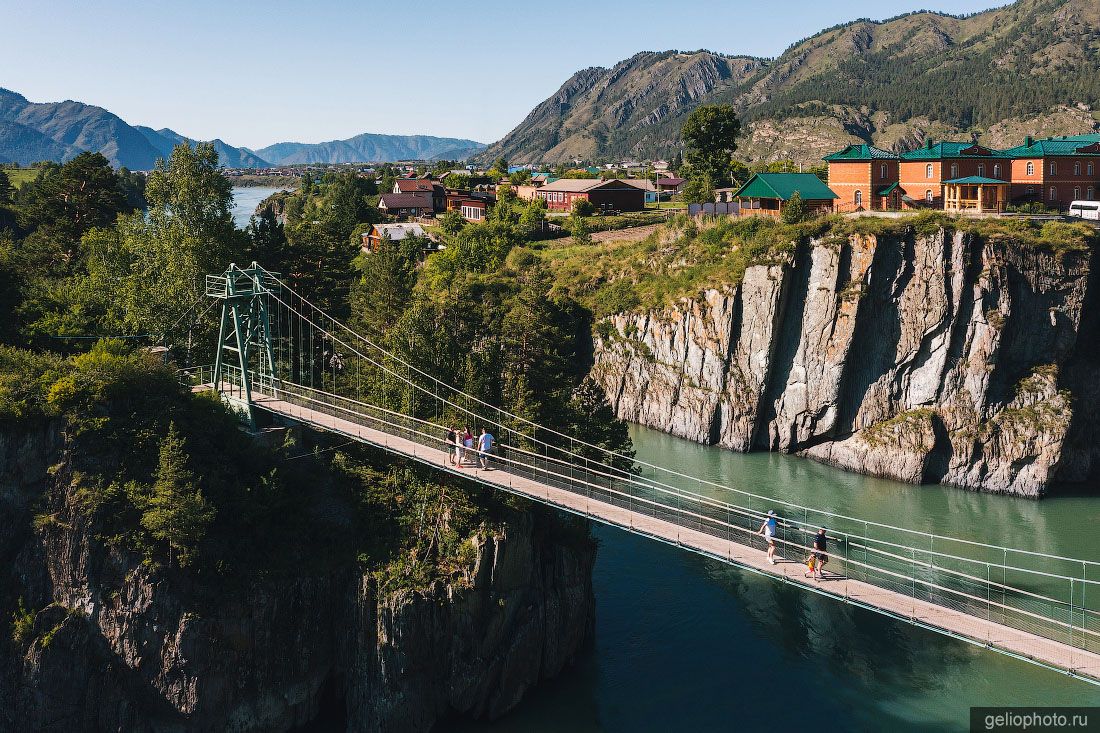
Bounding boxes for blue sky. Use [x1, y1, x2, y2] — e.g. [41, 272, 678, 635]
[2, 0, 1008, 148]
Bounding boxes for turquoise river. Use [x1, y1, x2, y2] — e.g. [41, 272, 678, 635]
[445, 424, 1100, 732]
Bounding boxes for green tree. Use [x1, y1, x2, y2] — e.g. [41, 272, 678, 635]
[139, 422, 214, 567]
[567, 378, 636, 473]
[246, 206, 288, 272]
[680, 105, 741, 188]
[568, 211, 593, 246]
[437, 210, 466, 235]
[682, 173, 715, 205]
[781, 191, 807, 224]
[571, 198, 596, 216]
[350, 234, 424, 340]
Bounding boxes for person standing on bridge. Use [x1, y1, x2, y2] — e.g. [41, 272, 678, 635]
[477, 427, 495, 470]
[806, 527, 828, 581]
[462, 426, 474, 467]
[446, 426, 458, 465]
[758, 510, 779, 564]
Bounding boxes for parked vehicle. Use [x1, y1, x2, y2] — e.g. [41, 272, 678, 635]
[1068, 200, 1100, 220]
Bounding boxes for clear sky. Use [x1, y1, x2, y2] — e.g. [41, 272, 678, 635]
[1, 0, 1008, 149]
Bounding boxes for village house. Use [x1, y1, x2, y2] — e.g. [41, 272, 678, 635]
[656, 176, 686, 194]
[531, 178, 645, 212]
[377, 192, 433, 219]
[732, 173, 838, 217]
[823, 144, 901, 211]
[361, 222, 431, 253]
[445, 190, 497, 222]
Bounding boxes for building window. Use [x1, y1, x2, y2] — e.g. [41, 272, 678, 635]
[880, 164, 887, 180]
[1074, 187, 1081, 200]
[993, 164, 1001, 178]
[1050, 187, 1057, 201]
[1050, 162, 1057, 175]
[926, 164, 934, 179]
[950, 163, 958, 178]
[1075, 161, 1081, 176]
[977, 163, 985, 177]
[925, 189, 934, 203]
[1027, 162, 1035, 176]
[1089, 163, 1095, 176]
[855, 190, 863, 208]
[1088, 187, 1095, 200]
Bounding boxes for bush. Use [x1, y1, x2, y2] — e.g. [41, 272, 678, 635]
[10, 597, 34, 645]
[571, 198, 596, 216]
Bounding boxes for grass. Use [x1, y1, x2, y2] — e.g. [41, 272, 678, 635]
[535, 210, 1098, 319]
[2, 167, 40, 188]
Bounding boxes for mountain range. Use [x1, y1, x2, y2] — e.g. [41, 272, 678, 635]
[481, 0, 1100, 164]
[0, 87, 485, 169]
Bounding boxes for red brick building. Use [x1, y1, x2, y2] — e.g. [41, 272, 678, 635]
[824, 144, 900, 211]
[898, 141, 1009, 209]
[999, 134, 1100, 209]
[533, 179, 645, 212]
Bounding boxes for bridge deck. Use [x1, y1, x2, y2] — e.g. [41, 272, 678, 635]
[246, 391, 1100, 684]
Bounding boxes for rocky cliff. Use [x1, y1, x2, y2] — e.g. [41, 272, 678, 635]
[591, 227, 1099, 496]
[0, 423, 595, 732]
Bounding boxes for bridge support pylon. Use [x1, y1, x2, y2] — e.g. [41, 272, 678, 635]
[208, 262, 279, 428]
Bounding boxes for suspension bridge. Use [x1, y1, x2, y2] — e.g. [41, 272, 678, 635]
[181, 263, 1100, 685]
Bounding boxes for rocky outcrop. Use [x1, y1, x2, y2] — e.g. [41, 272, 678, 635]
[592, 227, 1099, 496]
[0, 424, 595, 732]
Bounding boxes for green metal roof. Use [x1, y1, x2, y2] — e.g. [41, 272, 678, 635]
[943, 176, 1009, 185]
[901, 141, 1008, 160]
[823, 144, 898, 161]
[733, 173, 838, 201]
[877, 181, 900, 195]
[1000, 136, 1100, 158]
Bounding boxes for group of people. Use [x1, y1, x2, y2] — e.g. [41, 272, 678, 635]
[445, 425, 495, 470]
[757, 510, 829, 581]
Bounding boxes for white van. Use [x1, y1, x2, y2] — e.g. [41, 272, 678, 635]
[1068, 200, 1100, 220]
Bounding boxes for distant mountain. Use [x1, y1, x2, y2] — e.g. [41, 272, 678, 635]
[135, 127, 271, 168]
[0, 87, 268, 169]
[254, 133, 487, 165]
[482, 0, 1100, 164]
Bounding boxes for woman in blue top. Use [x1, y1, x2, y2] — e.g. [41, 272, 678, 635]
[757, 510, 779, 565]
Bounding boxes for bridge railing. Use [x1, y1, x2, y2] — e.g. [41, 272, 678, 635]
[206, 364, 1100, 660]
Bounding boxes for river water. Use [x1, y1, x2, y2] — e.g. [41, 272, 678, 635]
[444, 424, 1100, 732]
[231, 187, 285, 229]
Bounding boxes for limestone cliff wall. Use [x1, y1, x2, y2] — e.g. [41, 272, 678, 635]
[591, 228, 1099, 496]
[0, 425, 595, 732]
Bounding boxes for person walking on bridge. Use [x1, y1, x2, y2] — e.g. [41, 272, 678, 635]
[806, 527, 828, 581]
[758, 510, 779, 565]
[477, 427, 495, 470]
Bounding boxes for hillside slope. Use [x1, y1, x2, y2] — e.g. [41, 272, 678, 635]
[254, 132, 487, 165]
[483, 0, 1100, 164]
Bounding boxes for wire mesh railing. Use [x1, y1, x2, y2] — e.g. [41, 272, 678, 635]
[198, 362, 1100, 661]
[187, 261, 1100, 672]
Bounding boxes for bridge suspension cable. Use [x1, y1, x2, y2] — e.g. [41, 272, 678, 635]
[181, 263, 1100, 681]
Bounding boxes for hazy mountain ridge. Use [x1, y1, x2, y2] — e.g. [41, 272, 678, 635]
[253, 132, 487, 165]
[0, 87, 483, 169]
[482, 0, 1100, 164]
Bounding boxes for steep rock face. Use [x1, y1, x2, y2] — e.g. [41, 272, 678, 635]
[591, 228, 1098, 496]
[0, 426, 595, 732]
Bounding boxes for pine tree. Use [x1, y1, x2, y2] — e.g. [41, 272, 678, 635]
[140, 423, 214, 567]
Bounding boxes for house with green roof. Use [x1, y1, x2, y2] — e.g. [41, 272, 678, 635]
[731, 173, 838, 218]
[824, 144, 901, 211]
[999, 134, 1100, 208]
